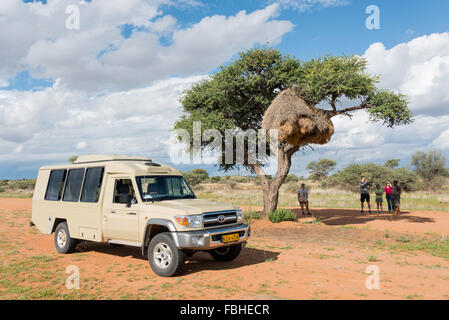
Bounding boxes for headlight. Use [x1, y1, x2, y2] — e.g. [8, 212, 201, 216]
[175, 215, 203, 228]
[236, 209, 244, 222]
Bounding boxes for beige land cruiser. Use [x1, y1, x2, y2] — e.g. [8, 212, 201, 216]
[31, 155, 250, 277]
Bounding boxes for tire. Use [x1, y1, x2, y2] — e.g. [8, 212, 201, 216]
[148, 232, 186, 277]
[209, 243, 242, 262]
[54, 222, 78, 254]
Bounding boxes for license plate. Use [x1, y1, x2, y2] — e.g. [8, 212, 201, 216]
[222, 233, 239, 243]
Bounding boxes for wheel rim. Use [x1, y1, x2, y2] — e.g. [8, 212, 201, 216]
[215, 246, 230, 255]
[153, 243, 172, 269]
[57, 229, 67, 248]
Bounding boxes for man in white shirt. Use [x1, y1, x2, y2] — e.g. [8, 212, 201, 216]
[298, 183, 311, 215]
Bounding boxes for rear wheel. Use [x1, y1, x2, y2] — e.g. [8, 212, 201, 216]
[209, 243, 242, 262]
[54, 222, 78, 254]
[148, 232, 185, 277]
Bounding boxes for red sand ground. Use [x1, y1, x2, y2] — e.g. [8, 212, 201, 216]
[1, 198, 448, 300]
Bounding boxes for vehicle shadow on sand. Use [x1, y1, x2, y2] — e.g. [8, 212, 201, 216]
[76, 243, 279, 276]
[181, 247, 280, 275]
[292, 208, 435, 226]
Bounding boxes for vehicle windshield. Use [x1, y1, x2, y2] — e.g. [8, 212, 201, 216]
[136, 175, 196, 201]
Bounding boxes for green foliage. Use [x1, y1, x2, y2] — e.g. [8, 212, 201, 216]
[284, 174, 299, 183]
[210, 176, 221, 183]
[327, 163, 419, 192]
[182, 169, 209, 186]
[244, 211, 263, 223]
[268, 209, 296, 223]
[384, 159, 400, 169]
[296, 55, 376, 104]
[366, 90, 413, 127]
[411, 150, 448, 189]
[68, 156, 78, 163]
[306, 159, 336, 181]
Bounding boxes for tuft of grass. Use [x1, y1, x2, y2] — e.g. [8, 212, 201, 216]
[268, 209, 296, 223]
[244, 211, 262, 223]
[367, 254, 378, 262]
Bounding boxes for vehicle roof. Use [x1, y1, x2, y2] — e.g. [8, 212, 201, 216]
[39, 154, 182, 176]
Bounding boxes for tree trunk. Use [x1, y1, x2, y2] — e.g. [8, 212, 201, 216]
[253, 144, 297, 218]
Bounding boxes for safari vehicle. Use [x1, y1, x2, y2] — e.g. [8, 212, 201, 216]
[31, 155, 250, 277]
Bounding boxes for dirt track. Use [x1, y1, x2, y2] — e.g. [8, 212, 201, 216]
[0, 198, 448, 300]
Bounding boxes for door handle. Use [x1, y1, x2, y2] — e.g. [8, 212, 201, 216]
[127, 212, 137, 215]
[110, 210, 116, 214]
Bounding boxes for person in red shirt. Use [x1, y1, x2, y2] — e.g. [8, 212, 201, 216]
[384, 181, 393, 213]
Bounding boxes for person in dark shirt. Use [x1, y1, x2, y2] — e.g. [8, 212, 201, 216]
[359, 176, 372, 215]
[392, 180, 402, 216]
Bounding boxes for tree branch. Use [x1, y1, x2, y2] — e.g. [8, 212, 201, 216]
[330, 93, 338, 112]
[327, 101, 371, 118]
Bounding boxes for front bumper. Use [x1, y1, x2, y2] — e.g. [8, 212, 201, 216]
[174, 224, 250, 250]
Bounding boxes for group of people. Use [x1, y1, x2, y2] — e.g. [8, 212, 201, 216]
[359, 176, 402, 215]
[296, 176, 403, 216]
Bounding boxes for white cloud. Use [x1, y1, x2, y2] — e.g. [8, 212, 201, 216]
[0, 75, 206, 164]
[1, 1, 293, 92]
[363, 32, 449, 116]
[76, 141, 87, 150]
[432, 129, 449, 150]
[275, 0, 349, 12]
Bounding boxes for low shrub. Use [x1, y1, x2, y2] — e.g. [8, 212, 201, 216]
[183, 169, 209, 186]
[244, 211, 262, 223]
[210, 176, 221, 183]
[268, 209, 296, 223]
[284, 174, 299, 183]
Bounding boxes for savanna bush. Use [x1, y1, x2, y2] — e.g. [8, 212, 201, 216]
[210, 176, 221, 183]
[183, 169, 209, 186]
[327, 163, 420, 192]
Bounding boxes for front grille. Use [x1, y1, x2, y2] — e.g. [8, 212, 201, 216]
[203, 210, 237, 228]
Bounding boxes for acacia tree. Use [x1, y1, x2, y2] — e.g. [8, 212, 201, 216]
[174, 48, 413, 215]
[411, 150, 448, 189]
[307, 159, 337, 181]
[384, 159, 400, 169]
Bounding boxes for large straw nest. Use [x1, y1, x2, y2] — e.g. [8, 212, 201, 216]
[261, 88, 334, 147]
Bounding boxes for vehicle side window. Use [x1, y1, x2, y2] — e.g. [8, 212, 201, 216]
[113, 179, 137, 204]
[80, 167, 104, 203]
[45, 169, 67, 201]
[62, 168, 85, 202]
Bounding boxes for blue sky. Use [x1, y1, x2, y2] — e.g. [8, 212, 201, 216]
[1, 0, 449, 179]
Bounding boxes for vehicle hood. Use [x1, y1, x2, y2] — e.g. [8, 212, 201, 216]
[143, 198, 236, 215]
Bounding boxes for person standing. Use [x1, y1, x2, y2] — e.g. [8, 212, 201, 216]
[392, 180, 402, 215]
[360, 176, 372, 215]
[384, 181, 393, 213]
[375, 184, 384, 214]
[297, 183, 311, 216]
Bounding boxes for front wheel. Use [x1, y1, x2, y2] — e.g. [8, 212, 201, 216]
[209, 243, 242, 262]
[148, 233, 186, 277]
[54, 222, 78, 254]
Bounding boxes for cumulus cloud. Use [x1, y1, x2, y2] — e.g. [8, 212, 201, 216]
[364, 32, 449, 116]
[1, 0, 293, 92]
[432, 129, 449, 150]
[0, 75, 206, 165]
